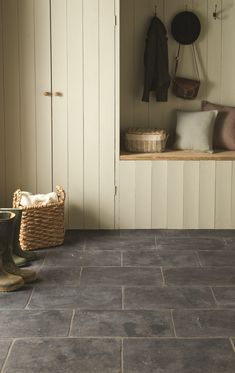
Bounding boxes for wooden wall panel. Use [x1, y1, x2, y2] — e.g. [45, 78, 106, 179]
[99, 0, 115, 228]
[2, 0, 21, 206]
[67, 0, 84, 228]
[215, 161, 232, 228]
[83, 0, 100, 228]
[119, 162, 135, 228]
[0, 0, 5, 206]
[151, 161, 167, 228]
[167, 161, 184, 228]
[199, 161, 216, 228]
[18, 0, 36, 193]
[135, 162, 152, 228]
[51, 0, 69, 225]
[34, 0, 52, 194]
[183, 161, 199, 229]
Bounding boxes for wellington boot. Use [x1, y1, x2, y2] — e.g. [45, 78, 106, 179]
[0, 267, 24, 292]
[13, 254, 28, 267]
[0, 208, 37, 262]
[3, 260, 37, 284]
[0, 212, 25, 292]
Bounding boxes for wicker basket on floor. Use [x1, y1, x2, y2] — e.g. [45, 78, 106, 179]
[13, 186, 66, 251]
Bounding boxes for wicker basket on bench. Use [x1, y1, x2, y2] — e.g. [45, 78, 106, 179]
[125, 128, 169, 153]
[13, 186, 66, 251]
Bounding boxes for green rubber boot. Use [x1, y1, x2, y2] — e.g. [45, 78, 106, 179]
[0, 212, 25, 292]
[0, 208, 37, 262]
[1, 212, 37, 284]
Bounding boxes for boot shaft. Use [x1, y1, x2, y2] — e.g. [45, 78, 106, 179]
[0, 212, 15, 254]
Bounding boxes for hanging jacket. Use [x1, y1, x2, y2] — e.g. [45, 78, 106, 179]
[142, 17, 171, 102]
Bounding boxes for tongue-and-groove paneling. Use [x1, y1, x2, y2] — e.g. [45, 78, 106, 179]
[0, 0, 115, 229]
[118, 0, 235, 229]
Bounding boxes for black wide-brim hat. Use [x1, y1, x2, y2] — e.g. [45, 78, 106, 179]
[171, 11, 201, 45]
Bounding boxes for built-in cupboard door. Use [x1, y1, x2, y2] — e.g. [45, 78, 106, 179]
[0, 0, 52, 206]
[51, 0, 116, 229]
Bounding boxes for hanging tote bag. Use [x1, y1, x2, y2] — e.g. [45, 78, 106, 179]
[172, 43, 200, 100]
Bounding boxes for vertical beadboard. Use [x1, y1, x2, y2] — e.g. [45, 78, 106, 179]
[199, 161, 216, 228]
[2, 0, 21, 206]
[83, 0, 100, 228]
[67, 0, 84, 228]
[18, 0, 36, 193]
[99, 0, 115, 228]
[167, 161, 184, 228]
[151, 161, 168, 228]
[0, 0, 5, 206]
[120, 0, 134, 131]
[207, 0, 222, 103]
[215, 161, 233, 228]
[135, 162, 152, 228]
[34, 0, 52, 194]
[183, 161, 200, 229]
[51, 0, 69, 226]
[119, 162, 135, 228]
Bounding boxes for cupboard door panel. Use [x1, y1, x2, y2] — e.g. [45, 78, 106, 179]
[199, 161, 216, 229]
[0, 1, 5, 206]
[99, 0, 115, 229]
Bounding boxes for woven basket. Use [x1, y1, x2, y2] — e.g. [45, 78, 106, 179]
[13, 186, 65, 251]
[125, 128, 169, 153]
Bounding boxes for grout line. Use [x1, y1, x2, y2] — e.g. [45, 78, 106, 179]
[79, 267, 83, 286]
[160, 267, 166, 287]
[229, 337, 235, 353]
[170, 310, 177, 338]
[24, 286, 36, 310]
[0, 339, 15, 373]
[195, 251, 203, 267]
[122, 287, 124, 310]
[121, 251, 123, 267]
[68, 309, 76, 337]
[210, 286, 219, 308]
[121, 338, 124, 373]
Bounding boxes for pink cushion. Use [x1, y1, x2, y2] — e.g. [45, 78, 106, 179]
[202, 100, 235, 150]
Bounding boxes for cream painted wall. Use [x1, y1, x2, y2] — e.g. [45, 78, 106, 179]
[117, 0, 235, 229]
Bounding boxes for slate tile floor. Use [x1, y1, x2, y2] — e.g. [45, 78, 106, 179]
[1, 230, 235, 372]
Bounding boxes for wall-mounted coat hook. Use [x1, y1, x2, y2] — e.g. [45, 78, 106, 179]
[213, 4, 218, 19]
[154, 4, 157, 17]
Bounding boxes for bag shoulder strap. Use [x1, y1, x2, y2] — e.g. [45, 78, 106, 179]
[174, 43, 200, 81]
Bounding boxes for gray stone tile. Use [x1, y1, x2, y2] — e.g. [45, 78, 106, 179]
[156, 229, 235, 238]
[4, 338, 121, 373]
[38, 267, 81, 286]
[225, 238, 235, 249]
[71, 310, 173, 337]
[157, 237, 226, 250]
[212, 287, 235, 308]
[120, 229, 156, 238]
[0, 310, 72, 337]
[0, 340, 12, 371]
[44, 249, 121, 267]
[0, 286, 33, 309]
[164, 267, 235, 286]
[123, 249, 199, 267]
[85, 236, 156, 250]
[173, 309, 235, 337]
[28, 286, 122, 310]
[124, 286, 216, 310]
[80, 267, 162, 287]
[198, 250, 235, 266]
[124, 338, 235, 373]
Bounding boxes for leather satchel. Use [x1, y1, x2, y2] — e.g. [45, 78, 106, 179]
[173, 44, 200, 100]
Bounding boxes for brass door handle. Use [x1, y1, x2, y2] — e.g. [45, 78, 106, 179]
[53, 92, 63, 97]
[43, 91, 52, 96]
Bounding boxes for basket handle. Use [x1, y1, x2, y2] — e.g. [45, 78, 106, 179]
[13, 189, 22, 208]
[56, 186, 66, 203]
